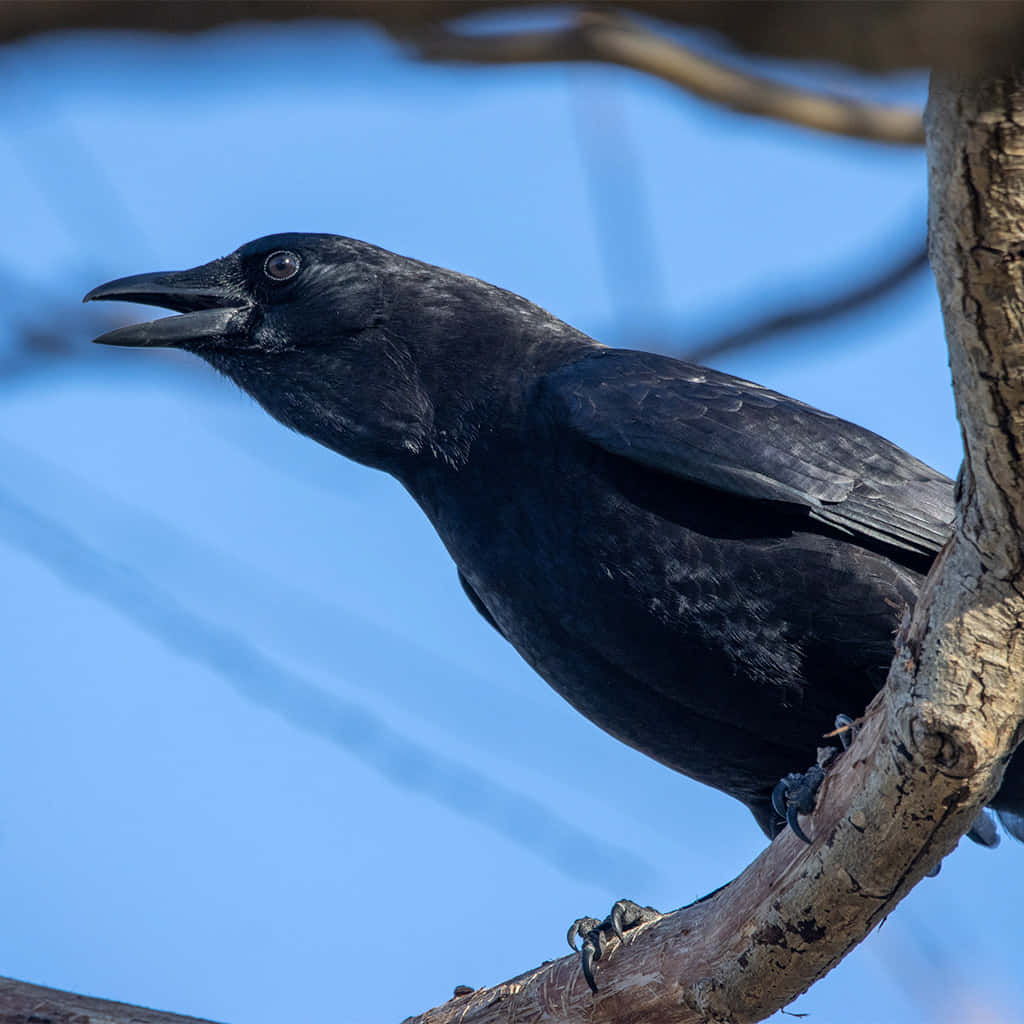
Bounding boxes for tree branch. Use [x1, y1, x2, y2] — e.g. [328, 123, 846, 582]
[5, 3, 1024, 74]
[0, 975, 220, 1024]
[407, 12, 925, 145]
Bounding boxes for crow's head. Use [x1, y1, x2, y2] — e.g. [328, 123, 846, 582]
[86, 233, 593, 475]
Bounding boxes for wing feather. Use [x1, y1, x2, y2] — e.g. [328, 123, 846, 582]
[544, 349, 953, 559]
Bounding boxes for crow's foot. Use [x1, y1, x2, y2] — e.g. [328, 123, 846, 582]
[772, 713, 861, 842]
[772, 765, 825, 843]
[566, 899, 661, 993]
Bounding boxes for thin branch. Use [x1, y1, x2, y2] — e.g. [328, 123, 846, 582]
[683, 240, 928, 362]
[407, 12, 925, 145]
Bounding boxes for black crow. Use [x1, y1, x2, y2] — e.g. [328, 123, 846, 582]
[85, 234, 1023, 981]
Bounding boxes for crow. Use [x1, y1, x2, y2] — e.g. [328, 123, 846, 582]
[85, 233, 1024, 983]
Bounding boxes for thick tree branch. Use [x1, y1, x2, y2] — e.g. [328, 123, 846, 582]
[408, 12, 925, 145]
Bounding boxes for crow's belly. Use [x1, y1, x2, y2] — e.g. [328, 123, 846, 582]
[463, 523, 915, 819]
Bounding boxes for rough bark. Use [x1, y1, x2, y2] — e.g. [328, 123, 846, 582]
[4, 2, 1024, 74]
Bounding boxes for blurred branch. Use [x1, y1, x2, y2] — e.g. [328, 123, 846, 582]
[683, 239, 928, 363]
[408, 12, 925, 144]
[0, 278, 142, 382]
[0, 268, 102, 379]
[0, 468, 651, 886]
[569, 73, 668, 337]
[5, 2, 1024, 73]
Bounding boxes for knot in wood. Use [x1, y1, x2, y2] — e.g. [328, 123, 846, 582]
[907, 713, 978, 777]
[683, 977, 737, 1024]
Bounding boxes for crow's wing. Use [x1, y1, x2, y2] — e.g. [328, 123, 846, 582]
[544, 349, 954, 559]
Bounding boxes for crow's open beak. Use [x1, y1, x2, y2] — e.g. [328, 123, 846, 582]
[84, 267, 251, 348]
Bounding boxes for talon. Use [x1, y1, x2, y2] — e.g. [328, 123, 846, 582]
[611, 903, 626, 942]
[771, 777, 791, 819]
[567, 900, 661, 994]
[787, 802, 812, 844]
[772, 766, 824, 842]
[581, 934, 600, 993]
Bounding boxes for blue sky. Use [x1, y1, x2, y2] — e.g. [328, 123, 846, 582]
[0, 18, 1015, 1024]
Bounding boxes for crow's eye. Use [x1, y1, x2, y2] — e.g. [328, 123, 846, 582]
[264, 250, 300, 281]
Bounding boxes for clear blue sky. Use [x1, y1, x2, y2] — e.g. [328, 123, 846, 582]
[0, 18, 1016, 1024]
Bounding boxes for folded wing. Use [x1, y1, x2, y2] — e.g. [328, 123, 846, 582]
[543, 349, 953, 560]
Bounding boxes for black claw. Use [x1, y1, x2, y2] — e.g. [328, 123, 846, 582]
[611, 904, 626, 942]
[581, 939, 599, 993]
[773, 766, 824, 842]
[775, 712, 857, 841]
[771, 777, 790, 820]
[787, 802, 812, 844]
[568, 900, 661, 994]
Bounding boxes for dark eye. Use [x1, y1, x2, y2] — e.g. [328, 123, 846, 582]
[264, 250, 300, 281]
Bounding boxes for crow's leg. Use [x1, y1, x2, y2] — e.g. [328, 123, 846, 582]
[566, 899, 661, 993]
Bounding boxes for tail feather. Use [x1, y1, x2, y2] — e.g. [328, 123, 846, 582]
[966, 809, 1000, 847]
[996, 808, 1024, 843]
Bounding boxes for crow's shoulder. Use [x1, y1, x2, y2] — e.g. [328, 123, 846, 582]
[539, 348, 953, 559]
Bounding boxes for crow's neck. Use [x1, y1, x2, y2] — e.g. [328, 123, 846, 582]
[407, 316, 597, 478]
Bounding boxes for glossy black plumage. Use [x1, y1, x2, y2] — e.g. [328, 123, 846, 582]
[85, 233, 1024, 839]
